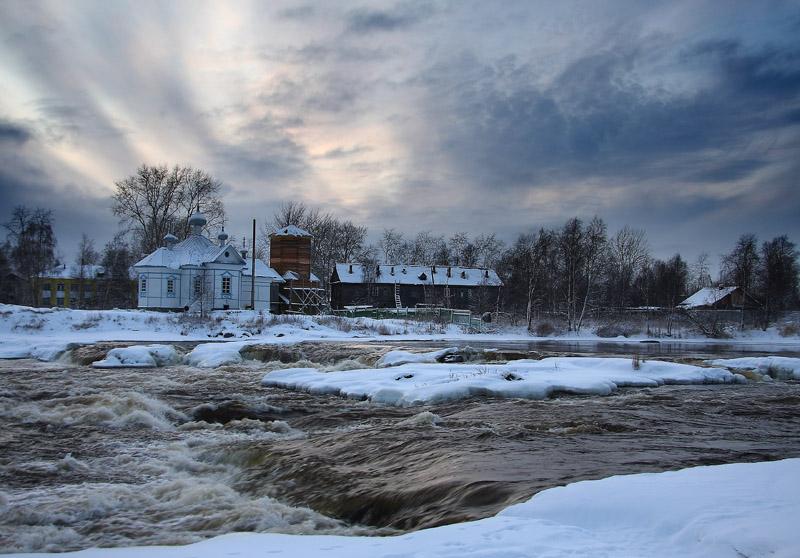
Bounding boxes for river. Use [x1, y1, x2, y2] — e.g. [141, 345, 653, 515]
[1, 340, 799, 553]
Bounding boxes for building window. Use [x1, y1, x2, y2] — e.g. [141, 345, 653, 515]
[56, 283, 65, 292]
[221, 276, 231, 296]
[42, 282, 51, 291]
[194, 276, 202, 294]
[140, 277, 147, 293]
[166, 276, 176, 298]
[56, 298, 64, 307]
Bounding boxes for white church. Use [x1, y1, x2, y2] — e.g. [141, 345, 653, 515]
[134, 209, 283, 312]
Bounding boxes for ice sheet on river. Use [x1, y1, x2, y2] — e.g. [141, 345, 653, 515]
[707, 356, 800, 379]
[262, 357, 745, 406]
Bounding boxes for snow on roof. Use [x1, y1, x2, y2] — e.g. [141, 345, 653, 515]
[42, 264, 106, 279]
[334, 263, 502, 287]
[134, 235, 244, 269]
[272, 225, 311, 237]
[679, 286, 738, 308]
[243, 258, 284, 281]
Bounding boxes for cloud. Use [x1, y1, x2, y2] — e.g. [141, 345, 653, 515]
[409, 34, 800, 194]
[345, 1, 434, 34]
[0, 119, 33, 145]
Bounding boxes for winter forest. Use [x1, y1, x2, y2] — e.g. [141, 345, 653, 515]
[2, 164, 799, 333]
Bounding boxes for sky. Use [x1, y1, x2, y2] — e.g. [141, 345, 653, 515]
[1, 0, 799, 272]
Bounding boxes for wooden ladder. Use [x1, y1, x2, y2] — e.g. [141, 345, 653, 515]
[394, 282, 402, 309]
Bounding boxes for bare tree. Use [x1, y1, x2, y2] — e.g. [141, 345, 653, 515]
[689, 252, 713, 293]
[379, 228, 404, 263]
[261, 201, 368, 292]
[608, 225, 650, 313]
[721, 233, 760, 330]
[448, 232, 469, 266]
[112, 164, 226, 257]
[4, 206, 57, 306]
[558, 218, 584, 331]
[100, 232, 136, 309]
[75, 233, 99, 309]
[759, 235, 798, 327]
[576, 216, 608, 333]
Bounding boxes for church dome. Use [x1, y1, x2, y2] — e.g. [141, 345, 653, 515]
[188, 210, 207, 228]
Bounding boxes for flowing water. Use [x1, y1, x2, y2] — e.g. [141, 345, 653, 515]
[2, 341, 800, 553]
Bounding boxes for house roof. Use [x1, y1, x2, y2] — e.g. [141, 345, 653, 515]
[135, 235, 244, 269]
[333, 263, 502, 287]
[679, 286, 739, 308]
[243, 258, 284, 281]
[41, 264, 106, 279]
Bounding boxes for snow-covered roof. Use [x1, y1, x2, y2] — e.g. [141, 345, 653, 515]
[679, 286, 739, 308]
[42, 264, 106, 279]
[271, 225, 311, 237]
[243, 258, 284, 281]
[134, 235, 243, 269]
[333, 263, 502, 287]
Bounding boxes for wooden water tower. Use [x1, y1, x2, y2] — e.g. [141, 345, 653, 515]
[269, 225, 323, 313]
[269, 225, 313, 280]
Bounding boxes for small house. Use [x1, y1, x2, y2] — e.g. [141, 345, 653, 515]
[679, 286, 759, 310]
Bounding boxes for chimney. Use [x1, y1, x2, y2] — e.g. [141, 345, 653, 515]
[376, 265, 380, 275]
[447, 267, 451, 277]
[349, 264, 353, 274]
[485, 269, 489, 278]
[241, 238, 248, 259]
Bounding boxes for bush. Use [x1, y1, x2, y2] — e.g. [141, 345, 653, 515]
[533, 321, 560, 337]
[594, 322, 643, 338]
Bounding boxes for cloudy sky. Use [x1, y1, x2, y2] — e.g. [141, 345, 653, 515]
[1, 0, 799, 270]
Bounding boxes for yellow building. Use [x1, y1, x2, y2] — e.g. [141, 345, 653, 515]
[37, 264, 106, 308]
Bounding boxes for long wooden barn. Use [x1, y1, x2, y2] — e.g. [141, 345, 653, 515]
[330, 263, 502, 311]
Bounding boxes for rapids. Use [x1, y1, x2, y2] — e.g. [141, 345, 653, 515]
[2, 341, 800, 553]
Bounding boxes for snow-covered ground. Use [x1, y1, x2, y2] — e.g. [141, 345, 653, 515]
[5, 458, 799, 558]
[2, 303, 799, 362]
[2, 303, 800, 557]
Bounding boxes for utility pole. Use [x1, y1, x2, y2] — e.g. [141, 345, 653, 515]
[251, 219, 256, 310]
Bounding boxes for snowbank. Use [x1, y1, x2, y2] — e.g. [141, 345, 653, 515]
[183, 342, 246, 368]
[707, 356, 800, 379]
[92, 345, 182, 368]
[262, 358, 744, 407]
[375, 347, 459, 367]
[5, 458, 798, 558]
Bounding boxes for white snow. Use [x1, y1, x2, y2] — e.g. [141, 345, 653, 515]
[706, 356, 800, 379]
[183, 342, 246, 368]
[92, 344, 181, 368]
[5, 458, 799, 558]
[375, 347, 459, 367]
[263, 358, 745, 407]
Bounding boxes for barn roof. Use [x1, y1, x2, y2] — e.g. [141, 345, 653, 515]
[679, 286, 739, 308]
[333, 263, 502, 287]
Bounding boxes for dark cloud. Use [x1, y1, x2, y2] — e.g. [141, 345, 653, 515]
[412, 35, 800, 194]
[318, 145, 372, 159]
[0, 119, 33, 145]
[213, 115, 309, 182]
[276, 5, 316, 20]
[345, 1, 434, 33]
[259, 72, 363, 114]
